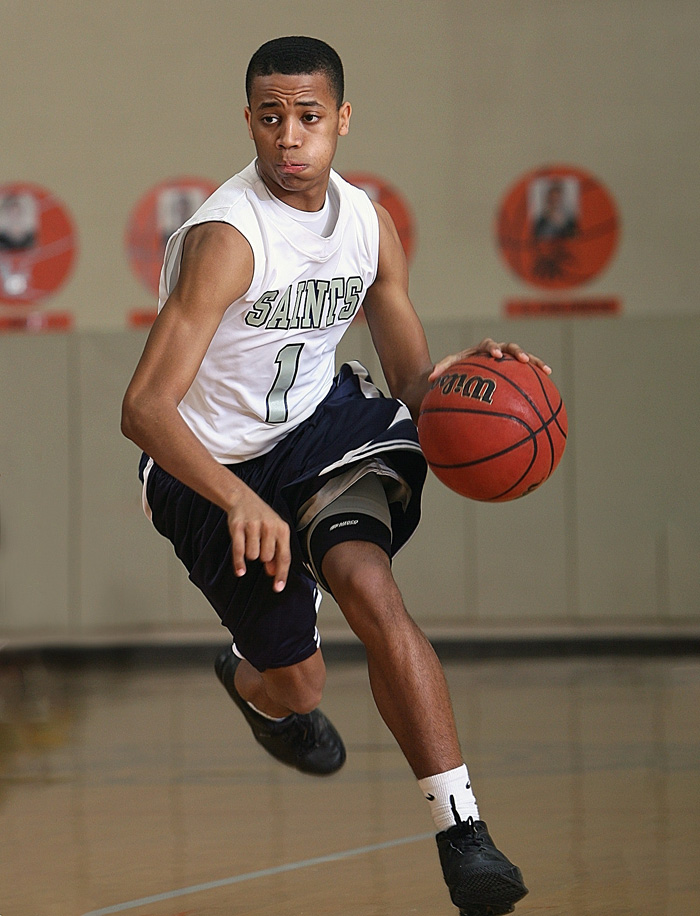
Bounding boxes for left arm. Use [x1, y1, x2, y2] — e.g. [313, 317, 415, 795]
[361, 204, 434, 422]
[362, 203, 551, 422]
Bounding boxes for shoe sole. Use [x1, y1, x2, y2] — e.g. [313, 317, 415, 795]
[459, 905, 516, 916]
[454, 873, 528, 915]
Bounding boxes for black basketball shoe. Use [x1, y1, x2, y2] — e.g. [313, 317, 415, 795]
[214, 647, 346, 776]
[436, 816, 528, 916]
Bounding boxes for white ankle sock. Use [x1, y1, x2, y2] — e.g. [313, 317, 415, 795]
[418, 764, 479, 831]
[246, 700, 289, 723]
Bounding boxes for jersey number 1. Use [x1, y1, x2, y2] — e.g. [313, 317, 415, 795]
[266, 343, 304, 423]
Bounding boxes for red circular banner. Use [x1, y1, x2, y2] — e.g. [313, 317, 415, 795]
[0, 182, 77, 305]
[125, 177, 217, 296]
[343, 172, 416, 263]
[496, 165, 619, 290]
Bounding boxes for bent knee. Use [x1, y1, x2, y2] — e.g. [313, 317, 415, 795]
[276, 681, 323, 715]
[287, 690, 323, 716]
[323, 542, 413, 643]
[323, 540, 394, 600]
[262, 653, 326, 715]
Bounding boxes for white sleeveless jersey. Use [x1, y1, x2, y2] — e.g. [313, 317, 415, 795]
[158, 161, 380, 464]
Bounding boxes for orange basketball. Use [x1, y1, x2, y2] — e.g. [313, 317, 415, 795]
[418, 355, 567, 502]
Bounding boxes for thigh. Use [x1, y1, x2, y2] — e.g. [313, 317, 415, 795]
[146, 460, 321, 671]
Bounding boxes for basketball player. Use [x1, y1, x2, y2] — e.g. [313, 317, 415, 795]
[122, 36, 551, 916]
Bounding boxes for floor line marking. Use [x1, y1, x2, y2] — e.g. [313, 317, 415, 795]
[81, 831, 434, 916]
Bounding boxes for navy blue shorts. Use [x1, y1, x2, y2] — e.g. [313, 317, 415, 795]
[141, 362, 427, 671]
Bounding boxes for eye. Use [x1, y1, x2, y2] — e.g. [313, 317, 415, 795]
[260, 114, 279, 125]
[302, 113, 320, 123]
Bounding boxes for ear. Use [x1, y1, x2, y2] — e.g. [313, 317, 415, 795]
[244, 107, 254, 140]
[338, 101, 352, 137]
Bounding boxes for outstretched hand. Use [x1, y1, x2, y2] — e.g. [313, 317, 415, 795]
[429, 338, 552, 381]
[227, 490, 291, 593]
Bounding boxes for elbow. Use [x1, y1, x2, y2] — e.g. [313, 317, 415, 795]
[121, 389, 148, 445]
[120, 395, 137, 443]
[121, 387, 178, 452]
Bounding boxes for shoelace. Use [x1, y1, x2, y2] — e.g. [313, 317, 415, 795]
[280, 713, 321, 752]
[450, 816, 488, 853]
[449, 798, 484, 845]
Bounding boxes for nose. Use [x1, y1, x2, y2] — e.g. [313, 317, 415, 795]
[276, 118, 301, 149]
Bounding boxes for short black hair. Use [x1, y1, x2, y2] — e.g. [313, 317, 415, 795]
[246, 36, 344, 108]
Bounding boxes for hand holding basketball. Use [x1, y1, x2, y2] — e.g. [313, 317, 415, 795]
[430, 338, 552, 382]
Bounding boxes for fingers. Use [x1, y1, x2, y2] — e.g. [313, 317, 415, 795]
[479, 337, 504, 360]
[265, 543, 292, 593]
[429, 339, 504, 380]
[228, 508, 291, 592]
[429, 338, 552, 380]
[481, 338, 552, 374]
[260, 526, 291, 593]
[230, 520, 248, 579]
[429, 349, 477, 379]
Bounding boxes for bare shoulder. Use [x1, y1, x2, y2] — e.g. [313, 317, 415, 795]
[176, 221, 254, 307]
[371, 200, 401, 241]
[181, 220, 253, 269]
[369, 201, 407, 283]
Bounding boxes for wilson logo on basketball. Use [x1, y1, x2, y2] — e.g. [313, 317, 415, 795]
[431, 372, 496, 405]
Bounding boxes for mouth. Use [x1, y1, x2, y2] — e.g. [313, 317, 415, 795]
[278, 162, 307, 174]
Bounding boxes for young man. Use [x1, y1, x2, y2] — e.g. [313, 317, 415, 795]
[122, 36, 549, 916]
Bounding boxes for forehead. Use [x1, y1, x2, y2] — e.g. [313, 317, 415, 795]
[248, 71, 336, 107]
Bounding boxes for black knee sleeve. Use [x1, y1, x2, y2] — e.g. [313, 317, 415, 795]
[301, 473, 393, 592]
[307, 511, 392, 591]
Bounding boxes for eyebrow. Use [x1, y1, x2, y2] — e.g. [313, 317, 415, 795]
[256, 98, 326, 111]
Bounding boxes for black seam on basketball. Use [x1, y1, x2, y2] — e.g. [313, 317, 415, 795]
[432, 435, 540, 502]
[453, 357, 549, 421]
[420, 403, 560, 438]
[420, 407, 562, 468]
[523, 363, 557, 474]
[420, 409, 536, 466]
[525, 362, 567, 438]
[492, 449, 539, 500]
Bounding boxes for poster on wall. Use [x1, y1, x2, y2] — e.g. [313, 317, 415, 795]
[0, 182, 77, 331]
[125, 177, 217, 326]
[495, 164, 620, 316]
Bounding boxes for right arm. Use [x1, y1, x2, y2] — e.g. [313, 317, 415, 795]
[121, 222, 291, 591]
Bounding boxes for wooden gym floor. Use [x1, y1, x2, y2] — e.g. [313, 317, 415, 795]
[1, 648, 698, 916]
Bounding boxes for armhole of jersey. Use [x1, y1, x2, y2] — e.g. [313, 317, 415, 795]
[329, 170, 380, 287]
[160, 212, 261, 307]
[368, 201, 380, 286]
[161, 228, 188, 303]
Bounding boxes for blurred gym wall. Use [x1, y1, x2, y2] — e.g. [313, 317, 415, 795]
[1, 0, 697, 327]
[1, 1, 698, 642]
